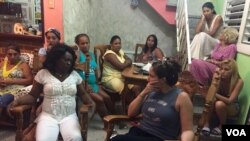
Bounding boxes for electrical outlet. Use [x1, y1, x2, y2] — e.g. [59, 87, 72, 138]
[48, 0, 55, 9]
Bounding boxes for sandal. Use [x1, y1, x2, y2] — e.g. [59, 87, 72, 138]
[211, 127, 222, 136]
[201, 127, 210, 136]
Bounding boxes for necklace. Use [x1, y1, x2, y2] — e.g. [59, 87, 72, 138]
[55, 72, 66, 78]
[2, 57, 22, 78]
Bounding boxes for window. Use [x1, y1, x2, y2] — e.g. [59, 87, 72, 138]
[224, 0, 250, 55]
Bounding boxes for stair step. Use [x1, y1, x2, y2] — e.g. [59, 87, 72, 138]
[199, 134, 221, 141]
[167, 0, 177, 7]
[146, 0, 176, 25]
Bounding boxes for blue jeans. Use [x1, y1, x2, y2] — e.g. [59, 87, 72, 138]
[111, 126, 163, 141]
[0, 94, 14, 107]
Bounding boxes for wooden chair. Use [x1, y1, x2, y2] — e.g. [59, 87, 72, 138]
[0, 48, 39, 141]
[19, 98, 89, 141]
[134, 43, 144, 62]
[93, 45, 123, 114]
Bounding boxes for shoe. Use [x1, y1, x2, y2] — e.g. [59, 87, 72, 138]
[110, 129, 118, 139]
[201, 127, 210, 136]
[118, 122, 128, 129]
[211, 127, 221, 136]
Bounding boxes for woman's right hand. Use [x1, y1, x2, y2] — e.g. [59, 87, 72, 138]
[7, 100, 19, 118]
[201, 15, 206, 21]
[8, 100, 19, 110]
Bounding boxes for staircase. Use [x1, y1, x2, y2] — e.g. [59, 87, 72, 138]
[146, 0, 176, 25]
[175, 1, 222, 140]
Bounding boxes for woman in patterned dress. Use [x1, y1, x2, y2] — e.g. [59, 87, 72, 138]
[0, 45, 33, 115]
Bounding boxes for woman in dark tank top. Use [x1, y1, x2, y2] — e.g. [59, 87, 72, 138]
[111, 58, 194, 141]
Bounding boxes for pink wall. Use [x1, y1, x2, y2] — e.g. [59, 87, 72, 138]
[43, 0, 64, 42]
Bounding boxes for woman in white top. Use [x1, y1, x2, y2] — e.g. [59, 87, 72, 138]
[190, 2, 224, 60]
[9, 43, 93, 141]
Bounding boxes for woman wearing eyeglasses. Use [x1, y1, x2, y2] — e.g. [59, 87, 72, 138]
[38, 28, 61, 65]
[0, 45, 33, 115]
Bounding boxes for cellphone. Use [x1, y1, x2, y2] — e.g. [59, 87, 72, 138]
[133, 70, 139, 74]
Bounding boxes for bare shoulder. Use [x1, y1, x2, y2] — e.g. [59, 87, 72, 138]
[154, 48, 163, 52]
[20, 61, 31, 70]
[178, 91, 191, 101]
[216, 15, 223, 22]
[153, 48, 164, 56]
[238, 78, 244, 83]
[104, 52, 116, 60]
[176, 91, 193, 111]
[236, 78, 244, 87]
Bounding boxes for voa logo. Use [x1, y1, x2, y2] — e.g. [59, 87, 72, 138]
[226, 129, 246, 136]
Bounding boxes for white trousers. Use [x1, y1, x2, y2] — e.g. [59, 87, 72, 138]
[191, 32, 219, 60]
[36, 112, 82, 141]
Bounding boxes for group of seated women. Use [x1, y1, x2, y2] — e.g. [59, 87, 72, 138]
[1, 26, 170, 141]
[1, 5, 245, 139]
[188, 2, 244, 137]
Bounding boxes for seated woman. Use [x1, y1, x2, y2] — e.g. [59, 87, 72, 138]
[38, 28, 61, 65]
[190, 27, 239, 87]
[15, 28, 61, 109]
[0, 45, 33, 115]
[101, 35, 140, 95]
[111, 59, 194, 141]
[201, 59, 243, 136]
[136, 34, 164, 63]
[190, 2, 224, 60]
[176, 70, 198, 99]
[9, 43, 94, 141]
[74, 33, 114, 127]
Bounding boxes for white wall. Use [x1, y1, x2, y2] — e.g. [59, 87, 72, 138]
[187, 0, 209, 16]
[63, 0, 177, 57]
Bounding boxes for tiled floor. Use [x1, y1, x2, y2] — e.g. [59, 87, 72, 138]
[1, 114, 223, 141]
[0, 114, 129, 141]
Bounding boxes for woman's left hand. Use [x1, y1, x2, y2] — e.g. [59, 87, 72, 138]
[0, 79, 14, 85]
[86, 84, 93, 93]
[0, 79, 7, 87]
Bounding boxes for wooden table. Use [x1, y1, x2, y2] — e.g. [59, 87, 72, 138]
[122, 65, 148, 84]
[120, 65, 148, 113]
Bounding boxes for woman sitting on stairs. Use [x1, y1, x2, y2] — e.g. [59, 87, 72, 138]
[201, 59, 243, 136]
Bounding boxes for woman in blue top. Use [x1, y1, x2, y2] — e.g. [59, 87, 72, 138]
[74, 33, 114, 128]
[111, 58, 194, 141]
